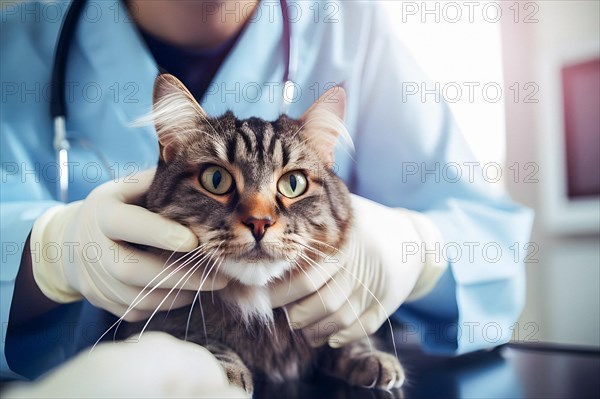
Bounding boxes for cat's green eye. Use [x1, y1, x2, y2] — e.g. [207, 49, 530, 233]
[200, 166, 233, 195]
[277, 171, 308, 198]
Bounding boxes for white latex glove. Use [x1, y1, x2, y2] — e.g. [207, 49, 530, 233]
[269, 194, 446, 347]
[30, 169, 228, 321]
[2, 332, 248, 399]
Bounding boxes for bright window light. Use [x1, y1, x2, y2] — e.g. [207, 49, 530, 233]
[382, 1, 506, 165]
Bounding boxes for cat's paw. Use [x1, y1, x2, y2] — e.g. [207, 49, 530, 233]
[222, 361, 254, 394]
[346, 351, 405, 390]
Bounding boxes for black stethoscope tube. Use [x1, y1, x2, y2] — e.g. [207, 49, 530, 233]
[50, 0, 86, 120]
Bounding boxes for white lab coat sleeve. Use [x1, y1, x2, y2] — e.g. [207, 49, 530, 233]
[0, 0, 70, 378]
[344, 4, 534, 355]
[1, 121, 66, 377]
[0, 202, 62, 379]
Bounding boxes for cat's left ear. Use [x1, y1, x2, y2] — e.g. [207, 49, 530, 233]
[300, 86, 347, 165]
[152, 74, 207, 163]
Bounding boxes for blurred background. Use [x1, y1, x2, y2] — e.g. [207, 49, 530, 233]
[384, 0, 599, 349]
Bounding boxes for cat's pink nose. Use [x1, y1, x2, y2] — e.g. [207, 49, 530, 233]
[243, 217, 273, 241]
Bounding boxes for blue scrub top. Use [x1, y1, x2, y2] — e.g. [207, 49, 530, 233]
[0, 0, 533, 379]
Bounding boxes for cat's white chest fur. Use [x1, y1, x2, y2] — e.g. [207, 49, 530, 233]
[220, 258, 291, 287]
[222, 285, 275, 325]
[219, 258, 292, 324]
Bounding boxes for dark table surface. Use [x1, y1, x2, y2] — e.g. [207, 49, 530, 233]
[255, 342, 600, 399]
[2, 327, 598, 398]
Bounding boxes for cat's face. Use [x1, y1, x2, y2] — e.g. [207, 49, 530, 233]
[145, 74, 352, 287]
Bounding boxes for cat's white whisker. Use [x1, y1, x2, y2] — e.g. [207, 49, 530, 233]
[165, 249, 216, 314]
[299, 242, 400, 360]
[137, 249, 222, 340]
[90, 238, 205, 308]
[154, 260, 210, 321]
[184, 242, 224, 333]
[162, 238, 205, 272]
[122, 244, 208, 317]
[287, 266, 294, 295]
[297, 251, 373, 353]
[92, 245, 210, 351]
[128, 244, 207, 309]
[134, 249, 210, 326]
[196, 256, 224, 343]
[190, 248, 223, 341]
[211, 251, 227, 303]
[185, 242, 225, 341]
[293, 261, 328, 324]
[304, 237, 345, 257]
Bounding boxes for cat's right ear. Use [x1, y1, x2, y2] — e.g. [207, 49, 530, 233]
[152, 74, 206, 163]
[300, 86, 352, 166]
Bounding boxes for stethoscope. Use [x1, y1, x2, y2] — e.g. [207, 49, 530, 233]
[50, 0, 296, 202]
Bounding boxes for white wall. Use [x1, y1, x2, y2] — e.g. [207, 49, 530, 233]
[384, 0, 600, 348]
[502, 0, 600, 348]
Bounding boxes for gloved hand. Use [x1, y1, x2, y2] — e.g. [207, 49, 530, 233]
[2, 332, 248, 399]
[269, 194, 446, 347]
[30, 169, 228, 321]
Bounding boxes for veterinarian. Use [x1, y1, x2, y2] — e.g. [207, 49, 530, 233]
[1, 0, 533, 394]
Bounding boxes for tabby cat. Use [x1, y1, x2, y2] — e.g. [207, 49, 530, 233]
[124, 74, 403, 394]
